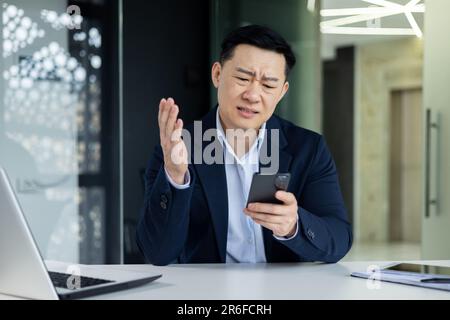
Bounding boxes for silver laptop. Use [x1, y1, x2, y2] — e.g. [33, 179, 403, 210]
[0, 167, 161, 300]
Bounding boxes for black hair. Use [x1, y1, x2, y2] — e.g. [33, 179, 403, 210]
[219, 25, 296, 79]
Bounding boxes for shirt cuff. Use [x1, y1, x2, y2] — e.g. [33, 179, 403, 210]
[273, 216, 299, 241]
[164, 167, 191, 189]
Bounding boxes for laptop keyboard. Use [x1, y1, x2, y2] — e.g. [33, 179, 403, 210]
[48, 271, 114, 290]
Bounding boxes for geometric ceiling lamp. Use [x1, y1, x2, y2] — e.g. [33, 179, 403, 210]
[320, 0, 425, 38]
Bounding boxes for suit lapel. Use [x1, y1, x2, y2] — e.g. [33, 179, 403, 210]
[259, 115, 292, 174]
[260, 116, 293, 262]
[193, 107, 228, 262]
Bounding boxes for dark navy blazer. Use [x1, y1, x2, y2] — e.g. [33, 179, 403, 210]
[137, 106, 353, 265]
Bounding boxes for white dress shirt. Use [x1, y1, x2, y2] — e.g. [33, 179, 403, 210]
[165, 107, 298, 263]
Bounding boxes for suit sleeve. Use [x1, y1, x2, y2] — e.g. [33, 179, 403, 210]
[276, 136, 353, 263]
[136, 145, 195, 265]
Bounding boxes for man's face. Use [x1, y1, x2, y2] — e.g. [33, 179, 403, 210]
[211, 44, 290, 131]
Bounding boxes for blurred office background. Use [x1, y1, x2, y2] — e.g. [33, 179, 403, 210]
[0, 0, 448, 264]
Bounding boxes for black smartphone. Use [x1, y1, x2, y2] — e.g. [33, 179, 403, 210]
[246, 173, 291, 207]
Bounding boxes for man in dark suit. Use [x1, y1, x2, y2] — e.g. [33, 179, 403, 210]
[137, 25, 352, 265]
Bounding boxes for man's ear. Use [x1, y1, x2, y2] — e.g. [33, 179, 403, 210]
[277, 81, 289, 103]
[211, 62, 222, 88]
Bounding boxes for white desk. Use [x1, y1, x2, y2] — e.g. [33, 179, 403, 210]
[1, 261, 450, 300]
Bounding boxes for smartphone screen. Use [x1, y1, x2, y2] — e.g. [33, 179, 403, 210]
[384, 263, 450, 276]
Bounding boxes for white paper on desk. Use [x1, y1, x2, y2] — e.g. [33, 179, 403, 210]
[351, 270, 450, 292]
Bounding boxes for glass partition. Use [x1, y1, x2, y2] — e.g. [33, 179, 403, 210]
[0, 0, 121, 264]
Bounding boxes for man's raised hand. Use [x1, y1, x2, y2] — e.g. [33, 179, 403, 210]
[158, 98, 188, 185]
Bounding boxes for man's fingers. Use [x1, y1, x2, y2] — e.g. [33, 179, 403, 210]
[251, 218, 278, 231]
[275, 191, 296, 205]
[159, 98, 172, 140]
[158, 98, 166, 125]
[244, 209, 282, 224]
[171, 119, 183, 142]
[165, 104, 179, 139]
[247, 202, 287, 215]
[158, 98, 168, 140]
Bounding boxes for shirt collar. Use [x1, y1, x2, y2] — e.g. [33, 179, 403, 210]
[216, 106, 266, 162]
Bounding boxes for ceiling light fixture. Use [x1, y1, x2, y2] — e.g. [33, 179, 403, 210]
[320, 0, 425, 38]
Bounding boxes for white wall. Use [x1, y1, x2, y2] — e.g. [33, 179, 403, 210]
[354, 37, 423, 242]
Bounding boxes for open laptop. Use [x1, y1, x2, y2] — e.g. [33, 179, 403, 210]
[0, 167, 161, 300]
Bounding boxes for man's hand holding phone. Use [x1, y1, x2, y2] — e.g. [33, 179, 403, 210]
[244, 190, 298, 238]
[244, 173, 298, 238]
